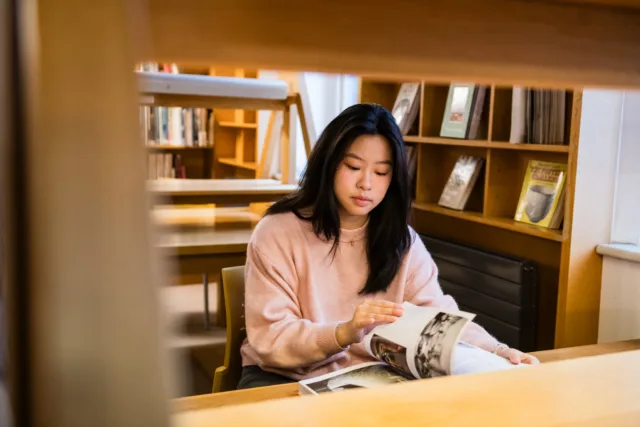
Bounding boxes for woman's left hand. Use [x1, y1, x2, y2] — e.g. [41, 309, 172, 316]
[496, 346, 540, 365]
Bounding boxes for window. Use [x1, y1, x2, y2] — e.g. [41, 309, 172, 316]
[610, 91, 640, 246]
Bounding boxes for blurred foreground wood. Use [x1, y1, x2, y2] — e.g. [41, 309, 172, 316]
[7, 1, 640, 427]
[171, 339, 640, 413]
[173, 349, 640, 427]
[145, 0, 640, 89]
[11, 1, 172, 426]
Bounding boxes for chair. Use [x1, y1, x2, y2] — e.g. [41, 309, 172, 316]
[212, 265, 246, 393]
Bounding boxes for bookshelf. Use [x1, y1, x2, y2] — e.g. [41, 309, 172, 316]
[138, 65, 289, 180]
[138, 68, 310, 185]
[359, 78, 581, 350]
[208, 67, 261, 180]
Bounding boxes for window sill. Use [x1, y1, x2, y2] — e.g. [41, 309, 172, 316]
[596, 243, 640, 264]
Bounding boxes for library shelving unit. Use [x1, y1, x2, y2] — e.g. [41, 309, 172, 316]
[359, 78, 587, 350]
[138, 68, 311, 189]
[208, 67, 261, 179]
[141, 66, 266, 180]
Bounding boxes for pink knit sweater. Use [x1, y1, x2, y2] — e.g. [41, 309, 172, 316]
[240, 212, 502, 380]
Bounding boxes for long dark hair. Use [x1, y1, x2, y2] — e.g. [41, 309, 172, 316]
[266, 103, 413, 295]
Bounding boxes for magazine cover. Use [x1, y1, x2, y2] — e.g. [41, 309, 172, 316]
[438, 155, 484, 210]
[514, 160, 567, 228]
[299, 303, 521, 395]
[391, 83, 420, 135]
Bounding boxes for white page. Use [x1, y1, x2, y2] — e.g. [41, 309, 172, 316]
[363, 302, 475, 379]
[451, 341, 526, 375]
[298, 362, 410, 395]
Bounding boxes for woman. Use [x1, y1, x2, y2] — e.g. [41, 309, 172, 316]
[238, 103, 538, 389]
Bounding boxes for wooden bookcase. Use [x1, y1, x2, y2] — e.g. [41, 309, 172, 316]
[143, 65, 261, 180]
[359, 78, 583, 350]
[208, 67, 261, 179]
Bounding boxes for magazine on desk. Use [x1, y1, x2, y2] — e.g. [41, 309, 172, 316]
[299, 302, 524, 395]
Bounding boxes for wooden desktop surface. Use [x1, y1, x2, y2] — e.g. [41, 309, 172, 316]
[156, 228, 254, 256]
[153, 206, 261, 256]
[152, 205, 262, 229]
[148, 179, 298, 204]
[172, 339, 640, 417]
[175, 351, 640, 427]
[172, 345, 640, 427]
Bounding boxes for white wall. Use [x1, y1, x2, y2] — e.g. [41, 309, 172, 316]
[599, 257, 640, 342]
[579, 89, 640, 343]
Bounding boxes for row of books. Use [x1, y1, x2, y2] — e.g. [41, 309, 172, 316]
[438, 155, 566, 230]
[391, 82, 487, 141]
[509, 87, 567, 145]
[137, 62, 214, 147]
[148, 153, 187, 180]
[390, 82, 567, 145]
[139, 105, 213, 147]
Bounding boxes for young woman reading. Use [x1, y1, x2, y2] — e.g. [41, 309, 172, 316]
[237, 104, 539, 389]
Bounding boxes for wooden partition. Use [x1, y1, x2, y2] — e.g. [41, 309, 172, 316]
[10, 1, 640, 426]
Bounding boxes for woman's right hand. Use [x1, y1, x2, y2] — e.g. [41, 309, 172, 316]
[335, 300, 405, 348]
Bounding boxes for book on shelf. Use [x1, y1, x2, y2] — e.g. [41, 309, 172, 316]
[511, 88, 566, 145]
[509, 86, 527, 143]
[514, 160, 567, 229]
[299, 302, 523, 396]
[148, 153, 186, 180]
[440, 83, 487, 140]
[437, 155, 485, 210]
[137, 62, 214, 148]
[391, 83, 420, 135]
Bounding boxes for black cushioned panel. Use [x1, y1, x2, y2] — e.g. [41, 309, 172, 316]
[420, 234, 538, 352]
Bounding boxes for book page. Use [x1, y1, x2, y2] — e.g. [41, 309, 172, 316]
[363, 302, 475, 379]
[298, 362, 411, 395]
[451, 342, 526, 376]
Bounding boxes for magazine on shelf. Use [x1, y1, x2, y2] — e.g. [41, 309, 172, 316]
[299, 302, 524, 395]
[514, 160, 567, 229]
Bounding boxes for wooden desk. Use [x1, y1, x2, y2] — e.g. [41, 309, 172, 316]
[153, 205, 262, 230]
[157, 228, 254, 256]
[172, 343, 640, 427]
[156, 227, 253, 287]
[148, 179, 298, 205]
[154, 205, 259, 284]
[172, 339, 640, 414]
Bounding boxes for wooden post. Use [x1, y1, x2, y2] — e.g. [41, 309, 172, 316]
[280, 107, 291, 184]
[295, 93, 312, 158]
[257, 111, 276, 179]
[14, 1, 173, 426]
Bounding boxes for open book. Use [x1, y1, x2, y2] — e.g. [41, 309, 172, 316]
[299, 302, 523, 395]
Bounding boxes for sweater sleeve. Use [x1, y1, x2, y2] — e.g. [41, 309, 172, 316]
[243, 241, 347, 369]
[404, 232, 503, 353]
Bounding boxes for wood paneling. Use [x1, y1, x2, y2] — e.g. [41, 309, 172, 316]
[146, 0, 640, 89]
[548, 0, 640, 9]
